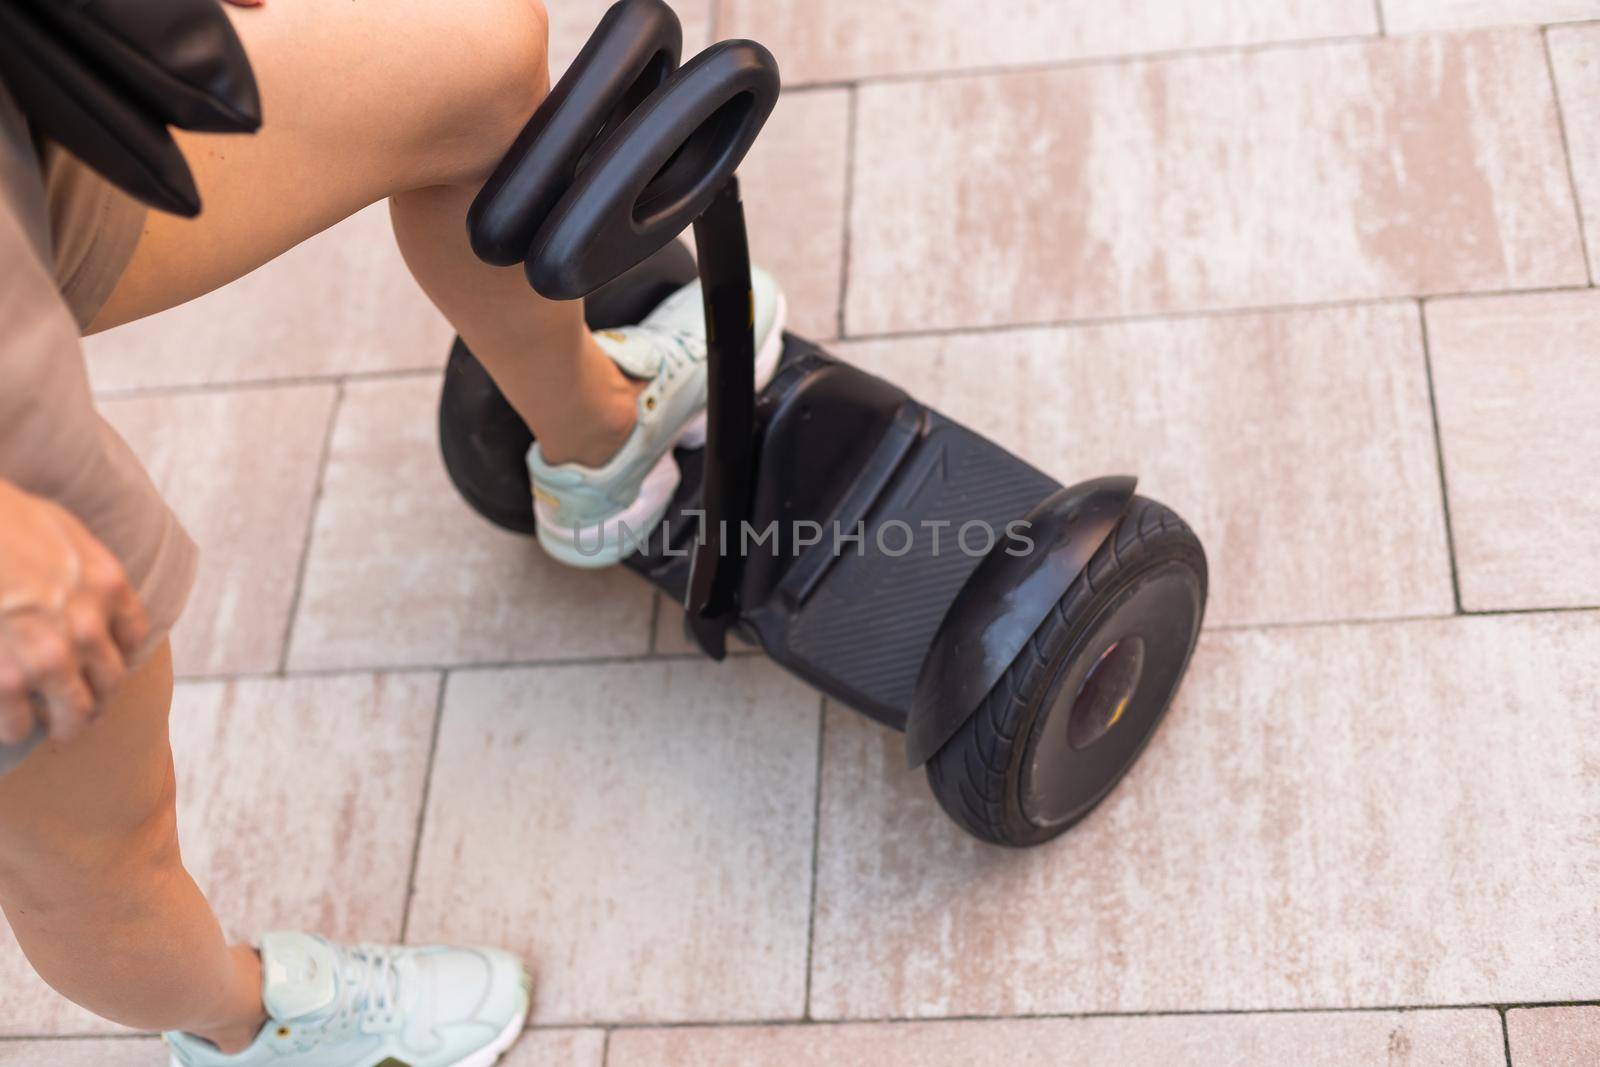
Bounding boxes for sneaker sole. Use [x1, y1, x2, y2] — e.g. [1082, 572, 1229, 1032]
[168, 976, 531, 1067]
[537, 294, 787, 570]
[453, 992, 531, 1067]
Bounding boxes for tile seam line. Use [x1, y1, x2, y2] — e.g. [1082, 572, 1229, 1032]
[396, 670, 449, 943]
[91, 286, 1593, 403]
[163, 605, 1600, 687]
[646, 594, 663, 655]
[773, 29, 1388, 92]
[835, 85, 859, 340]
[779, 12, 1600, 95]
[276, 381, 345, 675]
[23, 995, 1590, 1041]
[534, 997, 1600, 1030]
[1542, 24, 1597, 286]
[756, 18, 1600, 94]
[801, 698, 826, 1020]
[91, 363, 440, 402]
[839, 286, 1594, 346]
[1414, 301, 1466, 614]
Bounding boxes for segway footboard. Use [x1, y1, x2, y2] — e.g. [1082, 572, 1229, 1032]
[662, 336, 1061, 730]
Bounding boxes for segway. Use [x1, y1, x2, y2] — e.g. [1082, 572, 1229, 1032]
[439, 0, 1208, 847]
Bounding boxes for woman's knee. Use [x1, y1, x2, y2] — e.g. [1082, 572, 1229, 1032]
[0, 642, 181, 913]
[408, 0, 552, 189]
[0, 767, 181, 916]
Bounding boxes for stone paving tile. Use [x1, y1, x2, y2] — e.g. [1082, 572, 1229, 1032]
[739, 89, 852, 340]
[503, 1028, 607, 1067]
[611, 1009, 1505, 1066]
[286, 375, 652, 671]
[0, 673, 438, 1037]
[838, 302, 1453, 627]
[809, 612, 1600, 1019]
[846, 30, 1585, 334]
[1507, 1006, 1600, 1066]
[1549, 23, 1600, 283]
[0, 1040, 166, 1066]
[101, 384, 337, 677]
[1384, 0, 1600, 33]
[719, 0, 1378, 84]
[406, 658, 820, 1025]
[84, 205, 452, 393]
[1425, 289, 1600, 610]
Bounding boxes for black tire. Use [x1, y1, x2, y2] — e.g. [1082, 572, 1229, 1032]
[925, 495, 1207, 848]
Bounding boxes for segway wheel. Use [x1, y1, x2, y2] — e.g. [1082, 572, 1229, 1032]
[926, 496, 1206, 848]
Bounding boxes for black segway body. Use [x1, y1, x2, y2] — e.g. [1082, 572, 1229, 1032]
[442, 0, 1209, 847]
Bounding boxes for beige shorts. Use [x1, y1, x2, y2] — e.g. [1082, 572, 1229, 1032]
[0, 133, 198, 653]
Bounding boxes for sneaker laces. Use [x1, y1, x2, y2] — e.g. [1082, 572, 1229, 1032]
[333, 944, 402, 1026]
[637, 324, 702, 386]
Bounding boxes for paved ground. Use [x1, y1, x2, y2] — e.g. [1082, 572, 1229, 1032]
[4, 1, 1600, 1064]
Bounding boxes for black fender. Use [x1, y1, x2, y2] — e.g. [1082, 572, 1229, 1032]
[904, 475, 1138, 769]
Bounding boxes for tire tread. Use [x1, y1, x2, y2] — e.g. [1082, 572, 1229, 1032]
[925, 496, 1204, 846]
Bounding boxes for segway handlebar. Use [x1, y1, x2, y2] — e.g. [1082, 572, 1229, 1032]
[467, 0, 781, 659]
[468, 0, 779, 300]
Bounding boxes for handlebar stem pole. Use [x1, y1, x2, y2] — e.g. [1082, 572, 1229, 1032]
[684, 177, 758, 660]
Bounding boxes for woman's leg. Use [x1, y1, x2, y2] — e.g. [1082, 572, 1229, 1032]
[92, 0, 639, 467]
[0, 1, 602, 1053]
[0, 642, 267, 1053]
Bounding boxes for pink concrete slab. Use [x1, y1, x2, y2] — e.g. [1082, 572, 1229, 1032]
[1548, 24, 1600, 283]
[286, 375, 653, 671]
[0, 672, 438, 1037]
[1385, 0, 1600, 33]
[612, 1009, 1505, 1066]
[502, 1028, 607, 1067]
[0, 1040, 166, 1066]
[810, 612, 1600, 1018]
[406, 658, 821, 1025]
[1507, 1006, 1600, 1066]
[718, 0, 1378, 84]
[838, 302, 1453, 626]
[739, 90, 851, 340]
[85, 206, 452, 392]
[100, 384, 338, 676]
[846, 31, 1585, 334]
[1425, 289, 1600, 609]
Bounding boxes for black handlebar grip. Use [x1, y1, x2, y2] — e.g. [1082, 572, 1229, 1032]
[525, 40, 778, 300]
[466, 0, 780, 299]
[468, 0, 683, 267]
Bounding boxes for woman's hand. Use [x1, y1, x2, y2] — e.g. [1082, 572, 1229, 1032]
[0, 480, 150, 746]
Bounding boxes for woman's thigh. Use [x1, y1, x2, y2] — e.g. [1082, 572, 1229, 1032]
[91, 0, 549, 332]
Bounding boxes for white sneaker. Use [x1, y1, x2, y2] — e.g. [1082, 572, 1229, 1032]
[528, 266, 786, 568]
[164, 932, 531, 1067]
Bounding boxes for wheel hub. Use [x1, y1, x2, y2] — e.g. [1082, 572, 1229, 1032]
[1021, 562, 1203, 829]
[1066, 636, 1147, 750]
